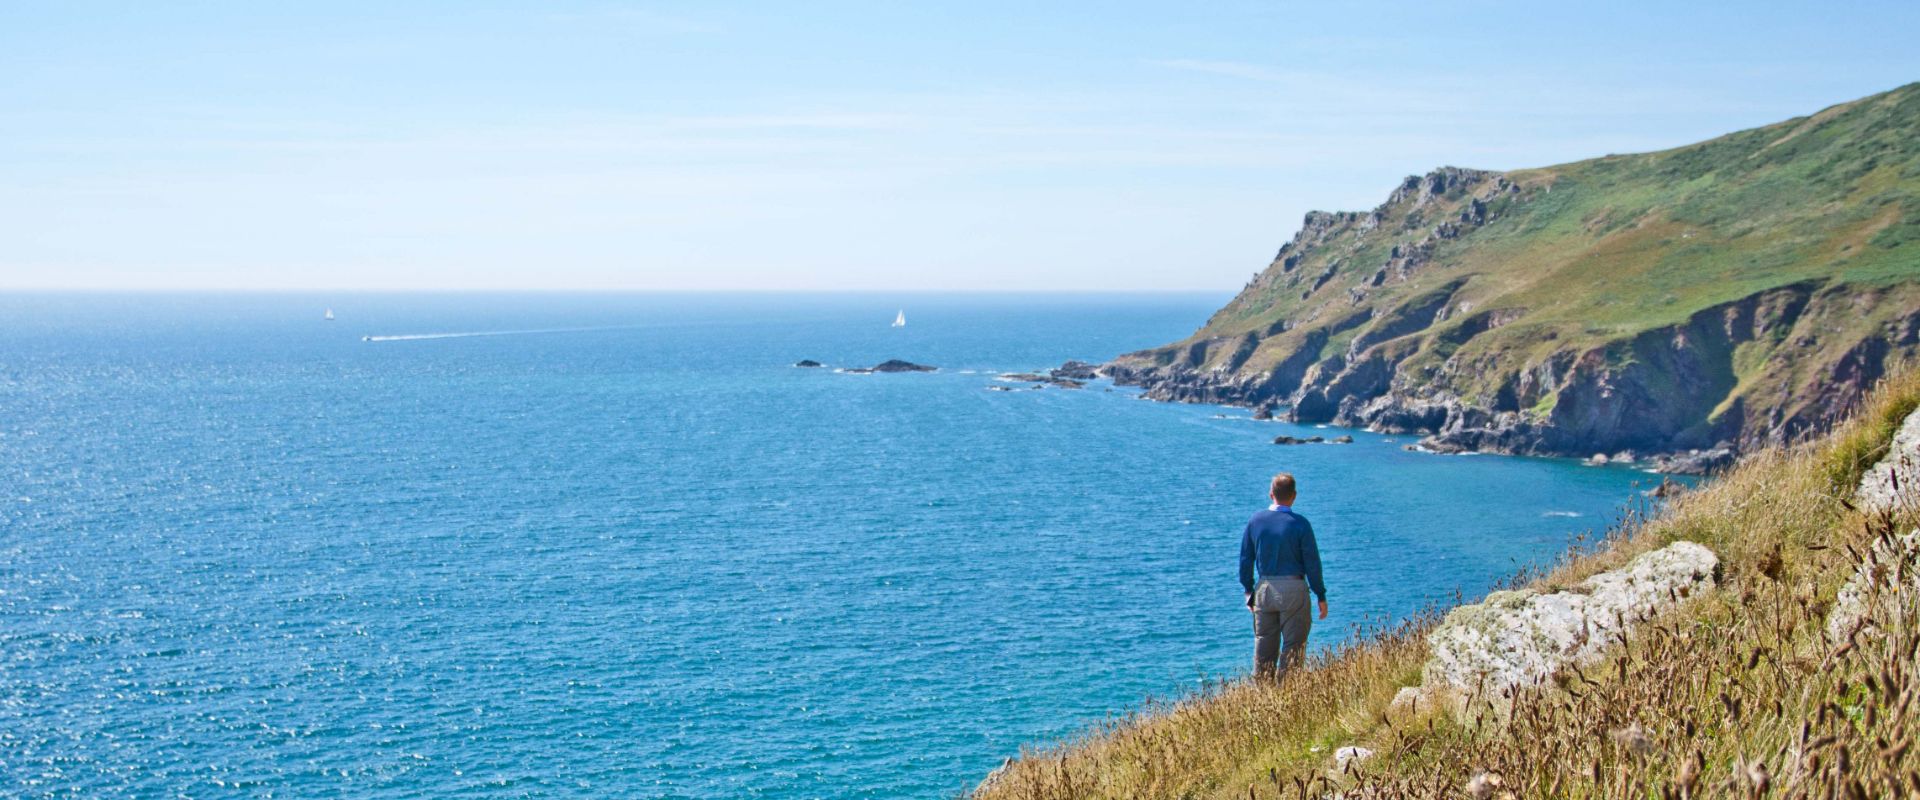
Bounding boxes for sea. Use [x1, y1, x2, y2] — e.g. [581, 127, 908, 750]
[0, 293, 1667, 799]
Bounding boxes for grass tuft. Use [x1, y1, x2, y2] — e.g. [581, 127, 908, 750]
[973, 367, 1920, 799]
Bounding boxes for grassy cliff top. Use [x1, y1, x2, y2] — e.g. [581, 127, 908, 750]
[974, 364, 1920, 799]
[1145, 82, 1920, 384]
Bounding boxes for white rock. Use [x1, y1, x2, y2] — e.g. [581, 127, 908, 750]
[1829, 407, 1920, 643]
[1333, 746, 1374, 771]
[1417, 541, 1717, 706]
[1858, 406, 1920, 513]
[1827, 529, 1919, 643]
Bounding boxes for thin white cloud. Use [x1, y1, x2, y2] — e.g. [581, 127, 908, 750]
[546, 7, 720, 34]
[1147, 59, 1306, 83]
[658, 113, 919, 131]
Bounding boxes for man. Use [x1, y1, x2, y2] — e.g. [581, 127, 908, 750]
[1238, 472, 1327, 682]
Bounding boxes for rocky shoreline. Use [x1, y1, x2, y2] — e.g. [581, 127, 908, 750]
[1050, 359, 1749, 474]
[1064, 157, 1919, 474]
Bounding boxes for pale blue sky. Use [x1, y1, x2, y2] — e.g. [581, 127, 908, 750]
[3, 1, 1916, 290]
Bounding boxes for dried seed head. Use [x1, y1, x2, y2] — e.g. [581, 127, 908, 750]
[1466, 771, 1504, 800]
[1758, 544, 1785, 581]
[1676, 749, 1703, 791]
[1742, 758, 1772, 793]
[1610, 722, 1654, 757]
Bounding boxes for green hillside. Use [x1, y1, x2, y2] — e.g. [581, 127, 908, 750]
[1108, 83, 1920, 465]
[976, 365, 1920, 800]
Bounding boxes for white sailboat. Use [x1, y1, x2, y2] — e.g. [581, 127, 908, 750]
[892, 310, 906, 327]
[324, 308, 335, 321]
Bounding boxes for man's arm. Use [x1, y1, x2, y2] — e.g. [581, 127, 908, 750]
[1238, 521, 1257, 600]
[1300, 520, 1327, 618]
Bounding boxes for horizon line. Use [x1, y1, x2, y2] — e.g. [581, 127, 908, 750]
[0, 286, 1241, 295]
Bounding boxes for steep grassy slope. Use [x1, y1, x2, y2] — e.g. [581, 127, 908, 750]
[974, 367, 1920, 800]
[1106, 83, 1920, 466]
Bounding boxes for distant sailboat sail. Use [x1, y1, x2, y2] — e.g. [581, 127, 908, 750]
[892, 310, 906, 327]
[324, 308, 335, 321]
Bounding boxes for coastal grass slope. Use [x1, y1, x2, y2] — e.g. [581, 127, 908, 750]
[973, 366, 1920, 799]
[1105, 83, 1920, 468]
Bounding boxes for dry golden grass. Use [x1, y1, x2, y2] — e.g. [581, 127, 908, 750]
[974, 368, 1920, 800]
[974, 614, 1432, 800]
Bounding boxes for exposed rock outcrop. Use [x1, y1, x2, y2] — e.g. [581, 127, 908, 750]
[1857, 404, 1920, 513]
[1828, 405, 1920, 643]
[1393, 541, 1719, 723]
[1826, 528, 1919, 644]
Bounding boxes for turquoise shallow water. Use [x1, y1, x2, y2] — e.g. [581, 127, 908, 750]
[0, 293, 1663, 798]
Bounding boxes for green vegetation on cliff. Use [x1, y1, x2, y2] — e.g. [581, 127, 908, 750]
[974, 367, 1920, 799]
[1112, 83, 1920, 462]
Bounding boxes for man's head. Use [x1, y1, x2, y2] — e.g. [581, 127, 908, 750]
[1269, 472, 1297, 505]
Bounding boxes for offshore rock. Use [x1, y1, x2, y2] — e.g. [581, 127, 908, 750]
[1051, 360, 1101, 380]
[1648, 446, 1738, 476]
[867, 359, 937, 373]
[794, 359, 824, 368]
[1000, 372, 1086, 389]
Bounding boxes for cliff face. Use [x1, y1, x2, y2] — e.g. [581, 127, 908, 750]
[1102, 84, 1920, 469]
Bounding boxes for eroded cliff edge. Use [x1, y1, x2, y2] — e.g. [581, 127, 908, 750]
[1093, 84, 1920, 471]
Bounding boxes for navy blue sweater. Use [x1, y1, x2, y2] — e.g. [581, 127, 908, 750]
[1237, 506, 1326, 601]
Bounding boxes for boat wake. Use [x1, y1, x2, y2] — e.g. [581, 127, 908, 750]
[361, 326, 629, 343]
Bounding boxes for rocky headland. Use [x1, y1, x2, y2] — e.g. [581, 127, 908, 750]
[1075, 84, 1920, 473]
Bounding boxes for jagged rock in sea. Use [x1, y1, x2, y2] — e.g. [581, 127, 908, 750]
[1273, 435, 1325, 445]
[1050, 360, 1100, 380]
[1391, 540, 1718, 723]
[999, 372, 1085, 389]
[1252, 403, 1276, 420]
[1331, 434, 1354, 444]
[1086, 85, 1920, 471]
[1648, 446, 1737, 475]
[794, 359, 824, 368]
[1645, 476, 1686, 498]
[846, 359, 936, 374]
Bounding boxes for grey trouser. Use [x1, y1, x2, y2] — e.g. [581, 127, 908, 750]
[1252, 576, 1311, 681]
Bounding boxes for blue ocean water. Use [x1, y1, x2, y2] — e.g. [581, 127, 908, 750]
[0, 293, 1664, 799]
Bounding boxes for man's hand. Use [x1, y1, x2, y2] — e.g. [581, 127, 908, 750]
[1318, 600, 1329, 620]
[1245, 592, 1256, 612]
